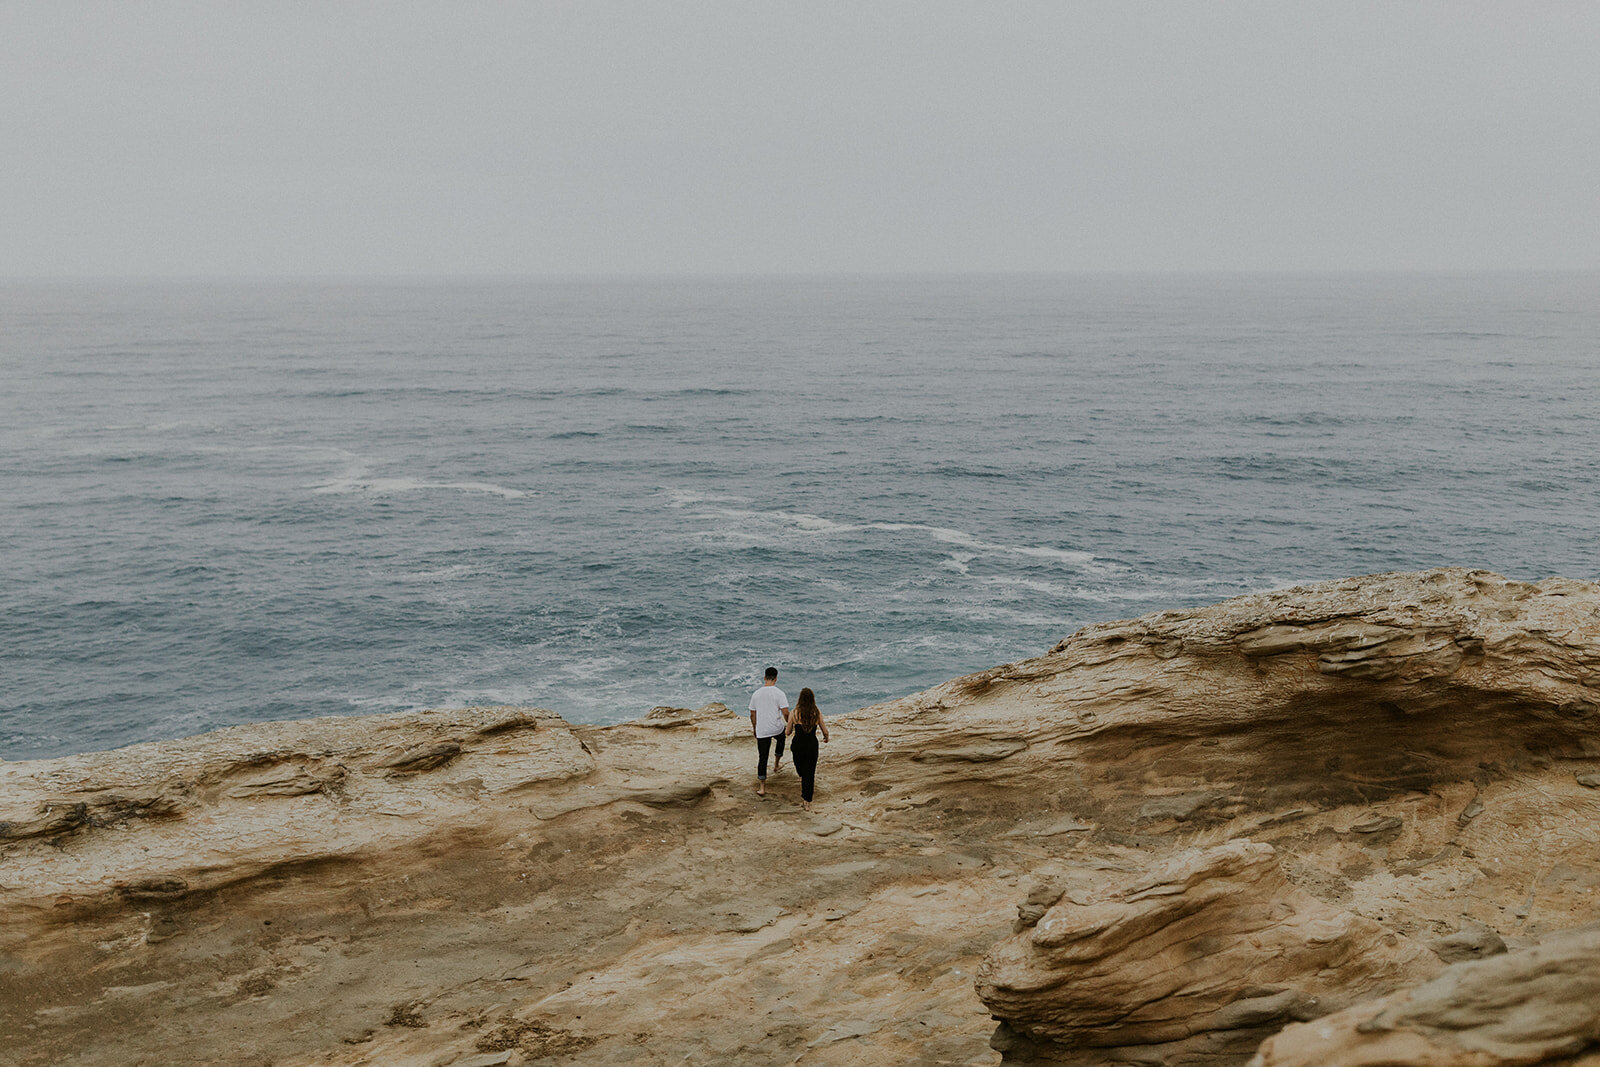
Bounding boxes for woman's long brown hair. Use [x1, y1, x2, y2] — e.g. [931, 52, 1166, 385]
[793, 687, 820, 729]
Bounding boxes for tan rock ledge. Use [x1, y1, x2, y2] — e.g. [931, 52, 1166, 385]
[3, 567, 1600, 1065]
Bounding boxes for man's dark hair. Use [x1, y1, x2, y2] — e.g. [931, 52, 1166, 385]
[764, 666, 778, 681]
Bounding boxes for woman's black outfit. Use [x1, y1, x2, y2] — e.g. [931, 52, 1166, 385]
[790, 722, 821, 802]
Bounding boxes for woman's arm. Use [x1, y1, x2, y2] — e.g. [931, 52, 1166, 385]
[818, 712, 829, 743]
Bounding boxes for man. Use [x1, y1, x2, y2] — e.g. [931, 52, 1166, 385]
[748, 666, 790, 796]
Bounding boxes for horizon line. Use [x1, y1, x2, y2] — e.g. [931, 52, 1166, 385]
[4, 266, 1598, 285]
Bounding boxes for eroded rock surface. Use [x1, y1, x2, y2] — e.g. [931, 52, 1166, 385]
[977, 840, 1435, 1064]
[3, 567, 1600, 1065]
[1251, 925, 1600, 1067]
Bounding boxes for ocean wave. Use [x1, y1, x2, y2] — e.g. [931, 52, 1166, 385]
[908, 525, 1103, 568]
[1237, 412, 1350, 427]
[405, 564, 482, 583]
[922, 465, 1009, 478]
[973, 575, 1079, 599]
[309, 456, 530, 499]
[1066, 576, 1279, 605]
[942, 552, 974, 575]
[97, 421, 188, 433]
[678, 502, 1107, 571]
[652, 387, 755, 399]
[932, 597, 1068, 625]
[312, 476, 529, 499]
[663, 488, 746, 508]
[821, 414, 912, 425]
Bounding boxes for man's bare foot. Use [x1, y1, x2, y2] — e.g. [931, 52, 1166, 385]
[756, 782, 765, 796]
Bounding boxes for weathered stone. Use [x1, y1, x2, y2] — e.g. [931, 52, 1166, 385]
[1251, 926, 1600, 1066]
[1012, 880, 1065, 932]
[1029, 815, 1092, 837]
[720, 905, 783, 933]
[976, 841, 1436, 1062]
[635, 702, 729, 728]
[5, 571, 1600, 1066]
[619, 778, 723, 806]
[453, 1052, 515, 1067]
[114, 877, 188, 902]
[1428, 922, 1507, 963]
[224, 764, 339, 798]
[374, 741, 462, 774]
[909, 738, 1028, 763]
[0, 801, 88, 841]
[1137, 789, 1224, 823]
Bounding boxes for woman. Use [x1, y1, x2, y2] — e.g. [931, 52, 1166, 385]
[784, 687, 831, 811]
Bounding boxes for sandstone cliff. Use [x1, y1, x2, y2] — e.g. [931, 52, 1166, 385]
[3, 568, 1600, 1065]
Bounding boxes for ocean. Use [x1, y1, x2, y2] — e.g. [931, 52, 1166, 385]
[2, 273, 1597, 760]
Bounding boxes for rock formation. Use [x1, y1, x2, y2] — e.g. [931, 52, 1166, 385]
[977, 840, 1437, 1063]
[3, 568, 1600, 1065]
[1250, 925, 1600, 1067]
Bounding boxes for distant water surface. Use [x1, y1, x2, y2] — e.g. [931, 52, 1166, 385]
[2, 273, 1597, 758]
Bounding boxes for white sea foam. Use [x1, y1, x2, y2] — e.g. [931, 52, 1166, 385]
[889, 524, 1098, 567]
[176, 444, 530, 499]
[100, 421, 186, 433]
[970, 569, 1270, 606]
[407, 564, 481, 583]
[310, 457, 529, 499]
[941, 552, 975, 575]
[664, 487, 745, 508]
[1061, 577, 1254, 604]
[974, 575, 1080, 599]
[679, 502, 1108, 572]
[943, 605, 1069, 627]
[343, 692, 418, 711]
[317, 477, 529, 499]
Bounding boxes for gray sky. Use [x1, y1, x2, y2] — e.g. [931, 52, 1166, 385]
[4, 2, 1598, 276]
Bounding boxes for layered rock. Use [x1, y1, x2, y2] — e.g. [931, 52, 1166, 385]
[1251, 926, 1600, 1067]
[0, 706, 594, 922]
[977, 841, 1436, 1063]
[951, 567, 1600, 1063]
[3, 567, 1600, 1066]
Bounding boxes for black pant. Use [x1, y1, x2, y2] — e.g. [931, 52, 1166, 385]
[790, 729, 819, 801]
[756, 733, 786, 780]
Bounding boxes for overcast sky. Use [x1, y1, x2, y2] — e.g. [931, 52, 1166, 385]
[4, 2, 1598, 277]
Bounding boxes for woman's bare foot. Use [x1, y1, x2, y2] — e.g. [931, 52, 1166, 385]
[802, 801, 812, 812]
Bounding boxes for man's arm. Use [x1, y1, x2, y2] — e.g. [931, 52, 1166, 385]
[750, 708, 758, 735]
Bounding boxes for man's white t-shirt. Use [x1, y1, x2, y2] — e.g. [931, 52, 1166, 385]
[749, 685, 789, 738]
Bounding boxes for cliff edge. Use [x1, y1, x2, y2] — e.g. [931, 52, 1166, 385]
[4, 567, 1600, 1065]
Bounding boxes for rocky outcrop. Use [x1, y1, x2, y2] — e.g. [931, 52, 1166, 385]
[977, 841, 1436, 1064]
[1251, 926, 1600, 1066]
[951, 567, 1600, 1063]
[4, 568, 1600, 1066]
[0, 705, 594, 923]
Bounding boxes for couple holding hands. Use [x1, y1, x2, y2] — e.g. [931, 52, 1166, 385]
[748, 667, 830, 810]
